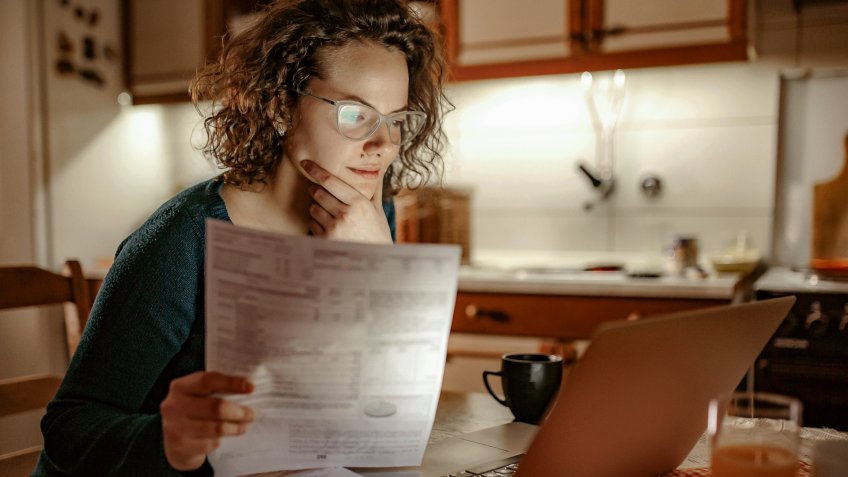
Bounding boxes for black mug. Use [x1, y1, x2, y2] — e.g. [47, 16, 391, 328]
[483, 353, 563, 424]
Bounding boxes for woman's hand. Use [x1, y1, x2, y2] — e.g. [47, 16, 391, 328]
[160, 371, 255, 471]
[301, 160, 393, 244]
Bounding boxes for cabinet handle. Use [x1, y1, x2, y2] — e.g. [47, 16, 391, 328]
[464, 304, 510, 323]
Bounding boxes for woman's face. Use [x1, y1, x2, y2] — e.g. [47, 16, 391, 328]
[285, 41, 410, 200]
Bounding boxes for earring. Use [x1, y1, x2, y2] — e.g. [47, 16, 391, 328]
[276, 126, 286, 137]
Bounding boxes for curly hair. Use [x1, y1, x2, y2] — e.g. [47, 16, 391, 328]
[191, 0, 450, 193]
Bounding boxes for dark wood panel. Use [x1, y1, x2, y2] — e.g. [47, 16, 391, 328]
[0, 267, 74, 310]
[0, 375, 61, 418]
[441, 0, 749, 83]
[0, 448, 41, 477]
[448, 40, 748, 82]
[452, 292, 727, 340]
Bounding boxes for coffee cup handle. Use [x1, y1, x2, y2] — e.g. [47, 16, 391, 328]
[483, 370, 508, 407]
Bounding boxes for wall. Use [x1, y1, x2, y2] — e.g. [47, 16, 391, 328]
[0, 0, 57, 456]
[0, 0, 38, 264]
[0, 0, 217, 379]
[442, 64, 778, 259]
[0, 0, 68, 388]
[41, 0, 216, 273]
[441, 0, 848, 268]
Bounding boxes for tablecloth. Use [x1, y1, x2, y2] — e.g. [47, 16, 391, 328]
[665, 461, 811, 476]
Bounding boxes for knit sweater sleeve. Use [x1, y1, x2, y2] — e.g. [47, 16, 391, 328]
[36, 202, 208, 476]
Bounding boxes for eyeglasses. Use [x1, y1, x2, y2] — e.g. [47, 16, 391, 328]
[293, 90, 426, 146]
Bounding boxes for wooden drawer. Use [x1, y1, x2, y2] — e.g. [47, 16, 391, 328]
[452, 292, 728, 340]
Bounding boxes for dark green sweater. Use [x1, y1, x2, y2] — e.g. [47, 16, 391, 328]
[34, 178, 395, 476]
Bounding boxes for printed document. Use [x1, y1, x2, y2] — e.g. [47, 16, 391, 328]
[204, 220, 461, 477]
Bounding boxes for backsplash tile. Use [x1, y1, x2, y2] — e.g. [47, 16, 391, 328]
[472, 213, 610, 252]
[613, 216, 771, 259]
[443, 62, 781, 259]
[617, 64, 779, 121]
[614, 123, 776, 209]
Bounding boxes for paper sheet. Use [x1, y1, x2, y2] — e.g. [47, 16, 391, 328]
[204, 220, 461, 477]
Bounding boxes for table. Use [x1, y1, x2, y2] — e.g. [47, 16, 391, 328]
[429, 391, 514, 443]
[431, 391, 847, 476]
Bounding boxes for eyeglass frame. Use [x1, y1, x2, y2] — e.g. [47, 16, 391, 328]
[291, 89, 427, 146]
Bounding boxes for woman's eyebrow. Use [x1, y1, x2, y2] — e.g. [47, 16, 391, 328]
[336, 92, 409, 114]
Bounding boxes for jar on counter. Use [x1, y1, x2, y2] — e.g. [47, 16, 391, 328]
[665, 236, 699, 276]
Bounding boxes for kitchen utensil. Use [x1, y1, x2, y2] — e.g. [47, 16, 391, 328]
[811, 134, 848, 263]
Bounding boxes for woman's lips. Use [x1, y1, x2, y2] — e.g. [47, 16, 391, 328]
[348, 167, 380, 179]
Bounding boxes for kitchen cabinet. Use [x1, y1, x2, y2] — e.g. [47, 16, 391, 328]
[451, 291, 729, 340]
[124, 0, 269, 104]
[439, 0, 747, 81]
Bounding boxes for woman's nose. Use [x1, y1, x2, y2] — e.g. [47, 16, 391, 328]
[363, 122, 395, 156]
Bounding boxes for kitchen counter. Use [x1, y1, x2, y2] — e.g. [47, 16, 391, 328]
[459, 266, 740, 300]
[450, 250, 749, 340]
[459, 249, 743, 300]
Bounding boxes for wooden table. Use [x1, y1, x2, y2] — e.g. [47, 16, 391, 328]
[429, 391, 846, 476]
[429, 390, 514, 443]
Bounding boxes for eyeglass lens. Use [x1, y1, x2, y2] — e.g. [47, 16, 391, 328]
[336, 103, 424, 145]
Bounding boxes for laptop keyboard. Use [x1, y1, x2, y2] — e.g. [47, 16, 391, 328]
[446, 454, 522, 476]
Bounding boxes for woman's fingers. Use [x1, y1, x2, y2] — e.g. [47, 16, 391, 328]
[180, 418, 250, 438]
[179, 395, 254, 422]
[161, 371, 256, 471]
[300, 160, 392, 243]
[170, 371, 254, 397]
[308, 219, 326, 236]
[300, 160, 360, 204]
[309, 186, 345, 219]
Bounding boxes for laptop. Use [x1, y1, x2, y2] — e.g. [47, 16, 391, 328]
[354, 296, 796, 477]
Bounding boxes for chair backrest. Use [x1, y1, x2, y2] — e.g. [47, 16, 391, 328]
[0, 260, 94, 359]
[0, 260, 96, 476]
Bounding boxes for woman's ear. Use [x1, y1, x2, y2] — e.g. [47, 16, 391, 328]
[266, 92, 292, 137]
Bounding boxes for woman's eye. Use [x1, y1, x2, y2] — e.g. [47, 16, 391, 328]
[340, 108, 368, 125]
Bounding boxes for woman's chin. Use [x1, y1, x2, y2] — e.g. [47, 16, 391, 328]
[359, 188, 377, 201]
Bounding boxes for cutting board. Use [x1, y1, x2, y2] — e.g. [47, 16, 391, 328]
[811, 133, 848, 265]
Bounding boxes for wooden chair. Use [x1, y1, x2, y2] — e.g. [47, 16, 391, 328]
[0, 260, 95, 476]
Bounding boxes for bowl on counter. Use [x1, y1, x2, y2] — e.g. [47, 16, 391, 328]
[709, 251, 761, 274]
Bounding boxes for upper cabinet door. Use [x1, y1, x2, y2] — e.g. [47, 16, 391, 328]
[441, 0, 748, 82]
[455, 0, 572, 65]
[442, 0, 579, 80]
[125, 0, 270, 104]
[591, 0, 740, 52]
[127, 0, 208, 103]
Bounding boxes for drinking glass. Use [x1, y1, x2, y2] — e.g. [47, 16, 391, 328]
[708, 392, 802, 477]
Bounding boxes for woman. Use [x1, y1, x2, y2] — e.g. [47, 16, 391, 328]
[35, 0, 448, 475]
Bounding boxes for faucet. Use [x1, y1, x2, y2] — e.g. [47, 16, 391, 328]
[577, 162, 614, 211]
[577, 70, 625, 211]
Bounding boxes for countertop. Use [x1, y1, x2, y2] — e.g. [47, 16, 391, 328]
[458, 250, 743, 300]
[755, 267, 848, 294]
